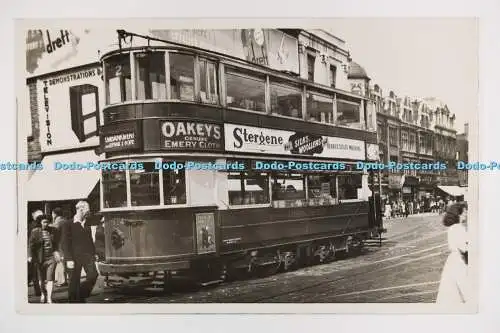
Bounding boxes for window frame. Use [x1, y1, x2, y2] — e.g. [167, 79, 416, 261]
[100, 157, 190, 212]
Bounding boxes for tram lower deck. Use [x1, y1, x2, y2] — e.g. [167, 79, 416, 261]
[98, 156, 383, 280]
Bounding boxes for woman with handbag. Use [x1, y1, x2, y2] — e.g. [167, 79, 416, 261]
[28, 215, 61, 304]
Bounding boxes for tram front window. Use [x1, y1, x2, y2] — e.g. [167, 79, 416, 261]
[199, 58, 218, 104]
[225, 69, 266, 112]
[228, 172, 269, 206]
[170, 53, 195, 101]
[163, 169, 186, 205]
[135, 52, 167, 100]
[102, 169, 127, 208]
[130, 162, 160, 206]
[105, 54, 132, 104]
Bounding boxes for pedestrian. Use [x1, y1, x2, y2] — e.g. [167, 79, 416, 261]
[28, 215, 61, 303]
[60, 201, 99, 303]
[51, 207, 68, 287]
[436, 202, 469, 304]
[28, 210, 44, 297]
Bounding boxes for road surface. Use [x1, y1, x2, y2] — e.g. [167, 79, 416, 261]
[28, 212, 449, 303]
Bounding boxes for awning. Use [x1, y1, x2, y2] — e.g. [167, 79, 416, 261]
[25, 150, 101, 202]
[437, 185, 467, 197]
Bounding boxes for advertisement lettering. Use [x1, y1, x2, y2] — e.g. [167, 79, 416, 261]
[37, 65, 104, 152]
[225, 124, 365, 160]
[160, 121, 222, 151]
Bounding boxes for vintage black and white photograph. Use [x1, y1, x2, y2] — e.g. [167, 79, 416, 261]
[16, 18, 478, 312]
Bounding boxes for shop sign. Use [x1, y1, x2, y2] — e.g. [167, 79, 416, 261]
[36, 65, 104, 152]
[101, 122, 140, 152]
[160, 120, 223, 151]
[402, 186, 412, 194]
[224, 124, 365, 160]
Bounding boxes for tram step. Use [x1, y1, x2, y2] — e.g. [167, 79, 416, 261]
[200, 279, 224, 287]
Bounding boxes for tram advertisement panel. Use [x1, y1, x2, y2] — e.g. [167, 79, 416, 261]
[160, 120, 223, 151]
[224, 123, 366, 160]
[195, 213, 216, 254]
[36, 65, 104, 152]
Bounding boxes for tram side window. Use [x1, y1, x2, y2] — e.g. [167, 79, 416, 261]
[102, 169, 127, 208]
[135, 52, 166, 100]
[170, 53, 195, 101]
[130, 162, 160, 207]
[270, 81, 302, 119]
[306, 92, 334, 123]
[225, 69, 266, 112]
[199, 59, 218, 104]
[228, 172, 270, 206]
[163, 169, 187, 205]
[336, 100, 361, 128]
[105, 54, 132, 104]
[337, 174, 362, 200]
[271, 174, 306, 207]
[307, 174, 337, 206]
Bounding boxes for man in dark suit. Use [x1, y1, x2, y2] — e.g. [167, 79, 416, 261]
[60, 201, 99, 303]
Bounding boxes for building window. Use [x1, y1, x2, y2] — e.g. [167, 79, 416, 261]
[307, 54, 315, 81]
[409, 133, 416, 152]
[102, 169, 127, 208]
[105, 54, 132, 104]
[199, 58, 218, 104]
[338, 174, 362, 200]
[329, 65, 336, 88]
[337, 100, 360, 127]
[378, 124, 387, 143]
[130, 162, 160, 207]
[225, 69, 266, 112]
[401, 131, 409, 151]
[135, 52, 167, 100]
[419, 134, 426, 153]
[270, 81, 302, 118]
[170, 53, 195, 101]
[163, 168, 186, 205]
[389, 127, 398, 146]
[306, 92, 333, 123]
[228, 171, 269, 206]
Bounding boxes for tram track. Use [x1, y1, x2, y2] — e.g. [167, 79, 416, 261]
[95, 215, 447, 303]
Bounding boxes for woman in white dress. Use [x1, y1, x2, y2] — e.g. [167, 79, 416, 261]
[436, 202, 468, 304]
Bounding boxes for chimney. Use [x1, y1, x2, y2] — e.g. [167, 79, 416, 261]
[464, 123, 469, 137]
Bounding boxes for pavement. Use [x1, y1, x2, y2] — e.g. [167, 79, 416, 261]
[28, 212, 448, 303]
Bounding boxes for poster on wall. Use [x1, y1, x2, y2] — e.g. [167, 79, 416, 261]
[149, 29, 300, 74]
[37, 65, 104, 152]
[224, 123, 366, 160]
[195, 213, 216, 254]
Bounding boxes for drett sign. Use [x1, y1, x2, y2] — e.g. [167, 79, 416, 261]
[160, 121, 223, 151]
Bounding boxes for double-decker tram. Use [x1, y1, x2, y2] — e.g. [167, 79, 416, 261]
[97, 30, 384, 289]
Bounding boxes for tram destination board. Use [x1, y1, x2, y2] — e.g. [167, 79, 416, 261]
[101, 121, 141, 152]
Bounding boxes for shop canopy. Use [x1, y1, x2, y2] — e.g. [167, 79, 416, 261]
[437, 185, 467, 198]
[24, 150, 101, 202]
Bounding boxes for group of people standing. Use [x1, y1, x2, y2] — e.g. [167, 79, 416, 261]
[28, 201, 104, 303]
[383, 197, 457, 219]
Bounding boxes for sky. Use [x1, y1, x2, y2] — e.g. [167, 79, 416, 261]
[327, 18, 477, 132]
